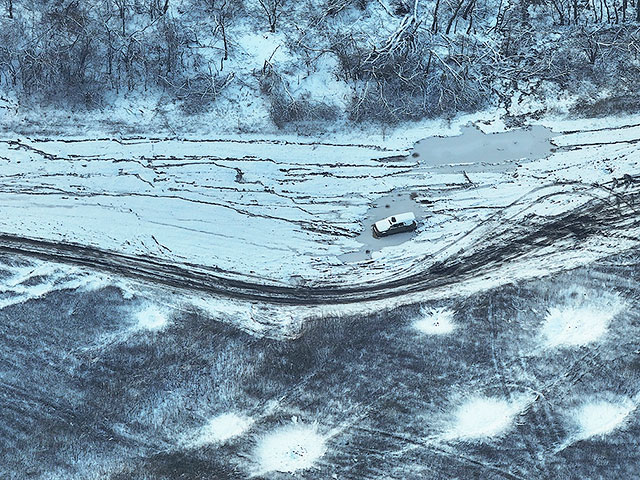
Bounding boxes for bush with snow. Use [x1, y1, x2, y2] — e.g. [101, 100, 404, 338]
[190, 412, 254, 447]
[572, 398, 635, 441]
[135, 305, 170, 331]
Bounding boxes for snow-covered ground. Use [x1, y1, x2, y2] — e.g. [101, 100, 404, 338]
[2, 250, 640, 479]
[3, 96, 640, 477]
[1, 113, 639, 303]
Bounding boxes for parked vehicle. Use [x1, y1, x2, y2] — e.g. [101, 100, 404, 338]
[372, 212, 417, 238]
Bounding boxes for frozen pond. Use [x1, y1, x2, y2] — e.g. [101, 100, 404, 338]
[411, 124, 555, 173]
[340, 125, 556, 263]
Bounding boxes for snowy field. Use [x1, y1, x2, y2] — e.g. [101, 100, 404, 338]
[1, 250, 640, 479]
[1, 115, 640, 334]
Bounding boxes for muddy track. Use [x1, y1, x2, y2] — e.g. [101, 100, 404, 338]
[1, 179, 638, 306]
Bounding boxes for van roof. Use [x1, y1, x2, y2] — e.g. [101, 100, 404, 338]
[390, 212, 416, 224]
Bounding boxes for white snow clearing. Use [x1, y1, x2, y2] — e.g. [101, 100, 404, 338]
[135, 305, 170, 331]
[444, 396, 526, 441]
[540, 291, 624, 348]
[413, 307, 456, 335]
[190, 412, 254, 447]
[573, 399, 635, 440]
[254, 421, 327, 474]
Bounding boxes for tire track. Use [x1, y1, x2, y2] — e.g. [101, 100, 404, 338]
[0, 178, 638, 306]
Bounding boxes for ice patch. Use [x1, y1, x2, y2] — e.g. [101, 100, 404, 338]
[135, 305, 169, 331]
[541, 293, 624, 348]
[255, 420, 326, 474]
[413, 307, 456, 335]
[444, 396, 525, 440]
[573, 399, 635, 440]
[192, 413, 254, 446]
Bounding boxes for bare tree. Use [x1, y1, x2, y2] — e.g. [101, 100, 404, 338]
[148, 0, 170, 18]
[445, 0, 465, 34]
[257, 0, 285, 32]
[580, 28, 600, 64]
[215, 0, 230, 67]
[0, 26, 17, 86]
[200, 0, 243, 69]
[431, 0, 440, 32]
[114, 0, 128, 35]
[549, 0, 566, 24]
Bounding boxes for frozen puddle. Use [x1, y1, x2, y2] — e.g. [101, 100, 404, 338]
[135, 305, 170, 331]
[573, 399, 635, 440]
[411, 125, 554, 173]
[541, 292, 624, 348]
[190, 412, 254, 447]
[338, 190, 429, 263]
[413, 307, 456, 335]
[254, 421, 326, 474]
[444, 396, 526, 441]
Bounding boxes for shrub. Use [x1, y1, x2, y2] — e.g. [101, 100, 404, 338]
[260, 65, 339, 128]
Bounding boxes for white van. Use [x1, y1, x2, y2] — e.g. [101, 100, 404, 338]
[372, 212, 417, 238]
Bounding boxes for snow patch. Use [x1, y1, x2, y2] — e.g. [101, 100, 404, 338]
[541, 292, 624, 348]
[254, 420, 326, 474]
[0, 261, 113, 310]
[192, 413, 254, 446]
[444, 396, 525, 440]
[413, 307, 456, 335]
[573, 399, 635, 440]
[237, 31, 290, 69]
[135, 305, 169, 331]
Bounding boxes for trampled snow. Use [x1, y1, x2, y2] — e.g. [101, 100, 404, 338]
[540, 291, 624, 348]
[573, 399, 635, 440]
[444, 396, 526, 441]
[413, 307, 456, 335]
[1, 117, 640, 337]
[191, 412, 254, 446]
[254, 421, 327, 474]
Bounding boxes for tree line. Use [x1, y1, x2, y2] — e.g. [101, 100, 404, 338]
[1, 0, 639, 124]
